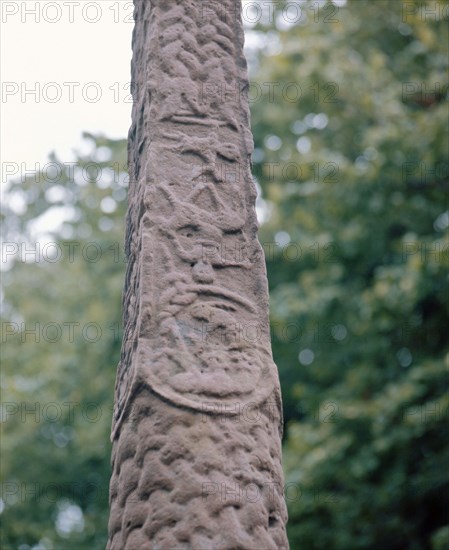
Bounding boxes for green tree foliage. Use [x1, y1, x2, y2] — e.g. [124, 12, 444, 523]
[248, 0, 448, 548]
[1, 1, 448, 548]
[1, 134, 128, 549]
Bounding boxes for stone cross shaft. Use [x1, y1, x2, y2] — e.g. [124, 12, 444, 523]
[107, 1, 288, 548]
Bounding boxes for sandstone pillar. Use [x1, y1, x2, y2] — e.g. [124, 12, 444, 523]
[107, 1, 288, 548]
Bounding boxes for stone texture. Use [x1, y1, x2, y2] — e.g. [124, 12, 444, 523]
[107, 1, 289, 548]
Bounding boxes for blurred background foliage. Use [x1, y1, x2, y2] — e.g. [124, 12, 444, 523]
[1, 0, 448, 548]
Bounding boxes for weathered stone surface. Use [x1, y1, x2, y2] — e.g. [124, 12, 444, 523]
[107, 1, 289, 547]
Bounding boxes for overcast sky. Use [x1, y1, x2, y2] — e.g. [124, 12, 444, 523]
[1, 0, 346, 187]
[1, 1, 134, 181]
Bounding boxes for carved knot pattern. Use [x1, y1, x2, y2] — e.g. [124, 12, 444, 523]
[108, 1, 288, 548]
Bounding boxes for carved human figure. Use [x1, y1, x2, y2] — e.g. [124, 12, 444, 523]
[107, 1, 289, 548]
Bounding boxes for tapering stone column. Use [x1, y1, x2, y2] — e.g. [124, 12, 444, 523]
[107, 1, 289, 548]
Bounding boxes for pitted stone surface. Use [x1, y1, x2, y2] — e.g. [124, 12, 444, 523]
[108, 389, 287, 549]
[108, 1, 288, 547]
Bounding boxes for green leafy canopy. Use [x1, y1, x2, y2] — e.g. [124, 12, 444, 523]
[1, 1, 448, 548]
